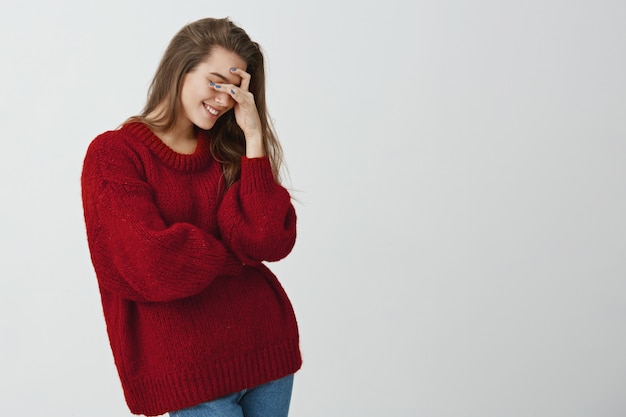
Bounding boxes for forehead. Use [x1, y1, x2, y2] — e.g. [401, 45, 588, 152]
[200, 47, 247, 76]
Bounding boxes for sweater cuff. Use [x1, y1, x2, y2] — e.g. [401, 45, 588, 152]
[240, 156, 276, 193]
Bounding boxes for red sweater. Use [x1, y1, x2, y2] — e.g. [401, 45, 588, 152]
[81, 122, 301, 416]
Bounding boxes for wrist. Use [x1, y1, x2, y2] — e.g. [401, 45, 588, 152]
[245, 136, 265, 158]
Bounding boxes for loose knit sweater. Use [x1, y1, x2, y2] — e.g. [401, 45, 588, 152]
[81, 122, 301, 416]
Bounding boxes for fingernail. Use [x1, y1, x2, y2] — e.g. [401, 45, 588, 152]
[230, 67, 237, 72]
[215, 84, 221, 89]
[209, 81, 215, 86]
[230, 89, 236, 94]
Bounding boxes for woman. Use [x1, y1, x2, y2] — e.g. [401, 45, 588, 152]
[81, 17, 301, 417]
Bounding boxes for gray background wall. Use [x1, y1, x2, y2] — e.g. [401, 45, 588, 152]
[1, 0, 625, 416]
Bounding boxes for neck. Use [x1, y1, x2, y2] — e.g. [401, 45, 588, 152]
[146, 107, 197, 155]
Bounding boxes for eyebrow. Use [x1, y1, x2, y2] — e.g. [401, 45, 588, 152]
[209, 72, 240, 86]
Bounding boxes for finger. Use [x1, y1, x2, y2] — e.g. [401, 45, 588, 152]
[229, 67, 251, 91]
[229, 87, 256, 108]
[229, 87, 240, 101]
[210, 82, 253, 107]
[210, 81, 236, 95]
[211, 82, 238, 97]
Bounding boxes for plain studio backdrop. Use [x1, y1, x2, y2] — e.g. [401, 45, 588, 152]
[1, 0, 625, 416]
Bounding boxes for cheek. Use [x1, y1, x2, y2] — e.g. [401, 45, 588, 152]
[180, 83, 199, 106]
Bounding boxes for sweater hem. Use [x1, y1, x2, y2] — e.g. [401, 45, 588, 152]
[122, 340, 302, 416]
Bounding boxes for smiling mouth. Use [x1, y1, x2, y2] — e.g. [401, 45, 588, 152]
[204, 103, 219, 116]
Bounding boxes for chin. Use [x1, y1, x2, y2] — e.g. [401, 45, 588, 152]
[194, 119, 217, 131]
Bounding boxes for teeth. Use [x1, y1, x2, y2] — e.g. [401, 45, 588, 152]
[205, 104, 219, 115]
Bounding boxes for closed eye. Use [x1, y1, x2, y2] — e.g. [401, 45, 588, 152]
[208, 72, 241, 87]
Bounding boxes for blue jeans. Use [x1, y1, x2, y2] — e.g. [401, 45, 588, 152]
[169, 374, 294, 417]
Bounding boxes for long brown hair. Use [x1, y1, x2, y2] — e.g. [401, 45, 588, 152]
[128, 17, 284, 187]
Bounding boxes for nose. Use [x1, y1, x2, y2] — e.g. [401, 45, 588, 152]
[215, 91, 232, 107]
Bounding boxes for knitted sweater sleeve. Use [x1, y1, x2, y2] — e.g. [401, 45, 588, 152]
[81, 135, 243, 302]
[217, 157, 297, 265]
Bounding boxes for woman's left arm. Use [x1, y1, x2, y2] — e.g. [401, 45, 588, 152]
[217, 156, 297, 265]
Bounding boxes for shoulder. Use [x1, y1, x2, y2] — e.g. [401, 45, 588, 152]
[83, 125, 148, 183]
[86, 124, 143, 157]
